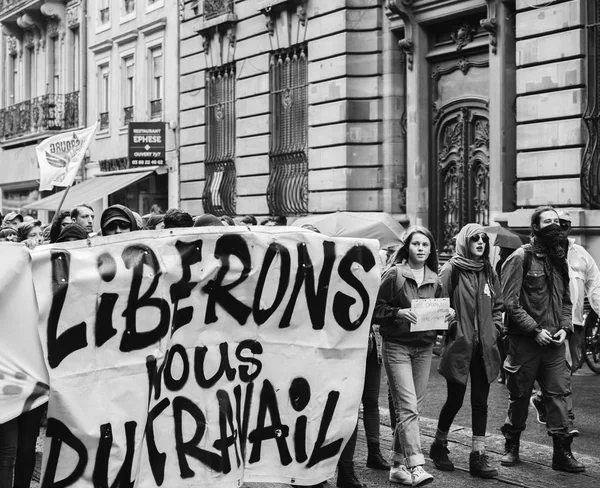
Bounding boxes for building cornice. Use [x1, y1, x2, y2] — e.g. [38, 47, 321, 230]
[89, 39, 113, 54]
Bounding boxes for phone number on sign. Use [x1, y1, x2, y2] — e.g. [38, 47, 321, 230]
[131, 160, 159, 165]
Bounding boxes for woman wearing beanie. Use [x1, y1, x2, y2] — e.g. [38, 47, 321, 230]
[430, 223, 503, 478]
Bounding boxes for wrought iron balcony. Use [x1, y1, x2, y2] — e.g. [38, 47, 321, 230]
[0, 92, 80, 143]
[204, 0, 234, 20]
[150, 99, 162, 119]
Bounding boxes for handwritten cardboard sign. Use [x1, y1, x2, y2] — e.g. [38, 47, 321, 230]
[410, 298, 450, 332]
[24, 227, 381, 487]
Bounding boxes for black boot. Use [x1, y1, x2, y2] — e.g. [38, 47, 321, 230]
[429, 438, 454, 471]
[337, 462, 365, 488]
[366, 446, 390, 470]
[500, 437, 520, 466]
[469, 451, 498, 478]
[552, 436, 585, 473]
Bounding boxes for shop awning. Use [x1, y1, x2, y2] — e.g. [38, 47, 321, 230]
[23, 170, 155, 212]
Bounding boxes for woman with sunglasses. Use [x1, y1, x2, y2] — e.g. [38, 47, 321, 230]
[429, 223, 503, 479]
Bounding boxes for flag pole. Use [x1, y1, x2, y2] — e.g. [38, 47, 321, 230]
[52, 184, 73, 224]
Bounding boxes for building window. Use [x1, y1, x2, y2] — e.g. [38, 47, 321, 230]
[71, 28, 80, 92]
[98, 63, 110, 130]
[149, 46, 163, 119]
[122, 56, 134, 125]
[99, 0, 110, 26]
[204, 63, 237, 216]
[25, 46, 35, 99]
[8, 53, 18, 105]
[49, 37, 60, 93]
[582, 0, 600, 207]
[267, 44, 308, 216]
[124, 0, 136, 16]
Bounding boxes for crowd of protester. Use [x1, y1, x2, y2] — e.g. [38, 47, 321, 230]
[0, 204, 287, 249]
[0, 204, 596, 488]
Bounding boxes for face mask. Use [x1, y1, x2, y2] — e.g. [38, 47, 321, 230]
[534, 223, 568, 247]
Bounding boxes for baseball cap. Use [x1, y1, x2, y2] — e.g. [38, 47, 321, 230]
[3, 212, 23, 224]
[558, 210, 572, 222]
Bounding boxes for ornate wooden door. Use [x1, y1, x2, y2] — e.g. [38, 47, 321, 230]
[433, 100, 490, 254]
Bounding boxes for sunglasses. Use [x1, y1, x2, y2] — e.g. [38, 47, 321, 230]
[559, 219, 571, 231]
[470, 233, 489, 243]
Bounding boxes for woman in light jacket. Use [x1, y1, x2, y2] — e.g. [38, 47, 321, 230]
[429, 223, 503, 478]
[375, 226, 447, 487]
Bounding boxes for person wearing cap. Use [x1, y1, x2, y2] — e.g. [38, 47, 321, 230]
[2, 212, 23, 230]
[529, 210, 600, 435]
[500, 205, 584, 473]
[100, 204, 138, 236]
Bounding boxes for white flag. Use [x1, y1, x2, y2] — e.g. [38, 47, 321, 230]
[36, 123, 98, 191]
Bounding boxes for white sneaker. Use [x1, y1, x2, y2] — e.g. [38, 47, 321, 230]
[389, 465, 412, 485]
[410, 465, 434, 486]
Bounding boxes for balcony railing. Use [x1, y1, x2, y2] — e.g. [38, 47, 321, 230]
[123, 106, 134, 125]
[0, 92, 80, 143]
[150, 99, 162, 119]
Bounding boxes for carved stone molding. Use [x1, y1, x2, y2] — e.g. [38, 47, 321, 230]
[66, 0, 82, 29]
[481, 0, 499, 55]
[197, 0, 238, 55]
[7, 36, 18, 56]
[41, 1, 66, 21]
[385, 0, 415, 70]
[431, 57, 489, 81]
[259, 0, 307, 37]
[450, 24, 477, 51]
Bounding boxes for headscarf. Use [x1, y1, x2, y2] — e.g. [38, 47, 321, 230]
[56, 223, 89, 243]
[16, 220, 42, 243]
[449, 223, 489, 273]
[100, 204, 138, 235]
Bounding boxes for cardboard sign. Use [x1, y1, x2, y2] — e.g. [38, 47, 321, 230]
[27, 227, 380, 487]
[410, 298, 450, 332]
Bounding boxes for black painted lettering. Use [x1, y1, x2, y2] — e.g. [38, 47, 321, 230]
[92, 422, 136, 488]
[234, 382, 254, 462]
[120, 245, 171, 352]
[173, 396, 222, 477]
[193, 342, 236, 388]
[252, 243, 290, 325]
[248, 380, 292, 465]
[170, 240, 203, 335]
[332, 246, 376, 331]
[47, 250, 88, 369]
[280, 241, 336, 329]
[145, 398, 170, 486]
[164, 344, 190, 392]
[306, 391, 343, 468]
[202, 235, 252, 325]
[213, 390, 240, 473]
[235, 340, 263, 383]
[146, 355, 166, 402]
[96, 253, 119, 347]
[42, 418, 88, 488]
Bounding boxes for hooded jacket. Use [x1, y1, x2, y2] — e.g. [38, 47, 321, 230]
[438, 224, 503, 385]
[374, 262, 443, 346]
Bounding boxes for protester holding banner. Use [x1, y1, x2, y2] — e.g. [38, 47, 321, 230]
[55, 223, 89, 243]
[375, 226, 445, 487]
[430, 223, 503, 479]
[48, 211, 73, 243]
[100, 204, 139, 235]
[16, 220, 44, 249]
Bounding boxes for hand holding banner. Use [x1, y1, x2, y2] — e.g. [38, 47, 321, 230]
[410, 298, 450, 332]
[36, 123, 98, 191]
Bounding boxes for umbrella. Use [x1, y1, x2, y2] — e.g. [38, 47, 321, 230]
[293, 212, 405, 248]
[483, 225, 528, 250]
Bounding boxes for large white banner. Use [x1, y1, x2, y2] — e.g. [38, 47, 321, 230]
[29, 227, 380, 487]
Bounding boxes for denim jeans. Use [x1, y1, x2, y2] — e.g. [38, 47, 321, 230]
[383, 340, 433, 468]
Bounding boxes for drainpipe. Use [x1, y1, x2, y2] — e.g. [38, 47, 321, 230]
[81, 0, 87, 127]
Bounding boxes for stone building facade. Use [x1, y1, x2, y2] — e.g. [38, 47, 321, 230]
[0, 0, 85, 216]
[175, 0, 597, 256]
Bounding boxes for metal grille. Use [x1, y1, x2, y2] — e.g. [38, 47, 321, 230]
[582, 0, 600, 208]
[204, 63, 236, 216]
[0, 92, 79, 142]
[267, 44, 308, 216]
